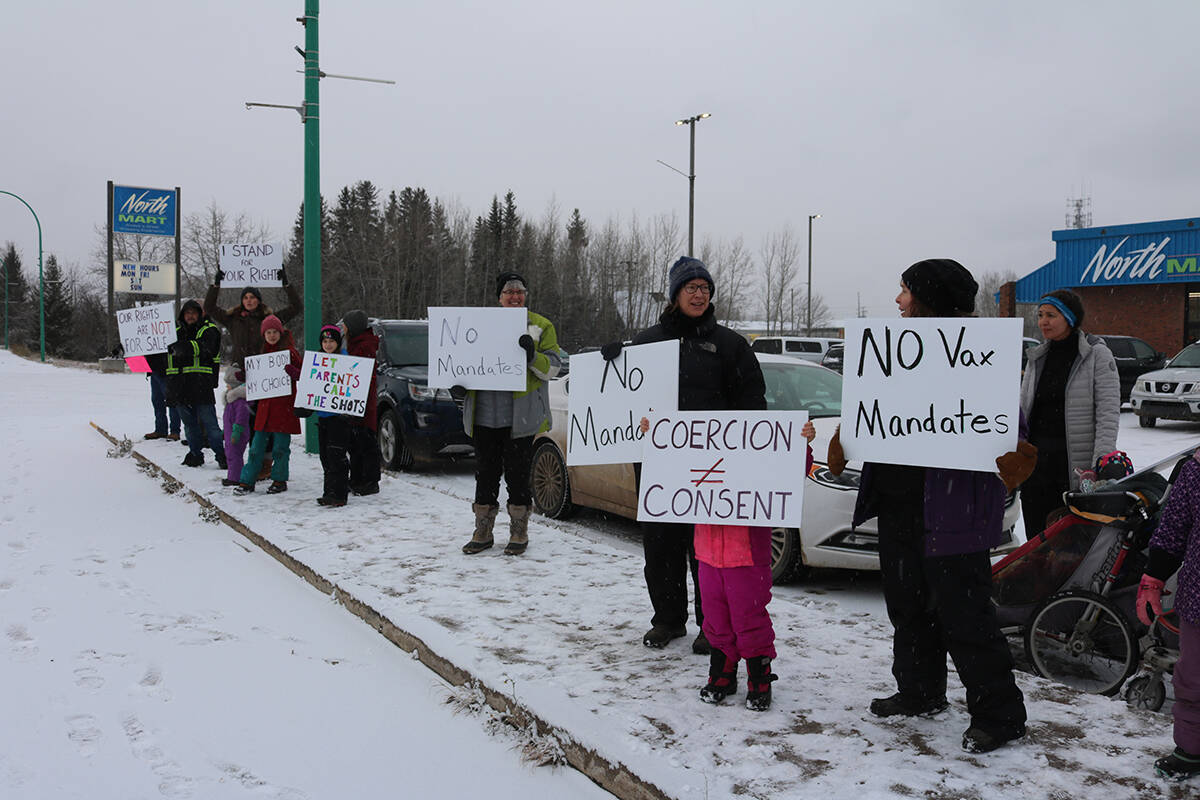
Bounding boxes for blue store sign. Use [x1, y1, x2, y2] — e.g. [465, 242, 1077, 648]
[112, 185, 176, 237]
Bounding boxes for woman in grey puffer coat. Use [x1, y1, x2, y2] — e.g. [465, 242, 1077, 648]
[1018, 289, 1120, 537]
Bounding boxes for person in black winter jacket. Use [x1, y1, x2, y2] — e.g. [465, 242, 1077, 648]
[604, 256, 766, 654]
[162, 299, 225, 469]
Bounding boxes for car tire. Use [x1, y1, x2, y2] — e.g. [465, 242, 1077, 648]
[378, 408, 414, 470]
[770, 527, 809, 584]
[1138, 414, 1157, 428]
[530, 440, 575, 519]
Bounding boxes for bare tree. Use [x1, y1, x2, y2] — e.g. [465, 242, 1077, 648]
[976, 268, 1037, 334]
[699, 235, 755, 325]
[759, 226, 801, 333]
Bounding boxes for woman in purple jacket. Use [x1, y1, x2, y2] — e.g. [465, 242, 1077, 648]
[828, 259, 1036, 754]
[1137, 451, 1200, 782]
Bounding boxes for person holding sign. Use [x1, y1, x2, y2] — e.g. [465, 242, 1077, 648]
[220, 366, 251, 487]
[204, 267, 302, 363]
[164, 300, 226, 470]
[604, 256, 767, 654]
[341, 310, 382, 497]
[828, 259, 1033, 754]
[460, 272, 561, 556]
[234, 316, 301, 495]
[1018, 290, 1119, 538]
[312, 324, 354, 507]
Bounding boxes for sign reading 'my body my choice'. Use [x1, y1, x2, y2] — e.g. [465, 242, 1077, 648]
[112, 185, 176, 237]
[243, 351, 293, 402]
[295, 351, 374, 417]
[426, 307, 527, 391]
[840, 317, 1022, 473]
[567, 341, 678, 466]
[116, 301, 176, 357]
[637, 411, 809, 527]
[219, 243, 282, 287]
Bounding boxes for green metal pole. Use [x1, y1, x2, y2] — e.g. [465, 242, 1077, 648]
[0, 190, 44, 361]
[303, 0, 321, 454]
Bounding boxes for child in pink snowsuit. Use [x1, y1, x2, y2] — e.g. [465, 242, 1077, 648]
[221, 365, 251, 487]
[697, 420, 815, 711]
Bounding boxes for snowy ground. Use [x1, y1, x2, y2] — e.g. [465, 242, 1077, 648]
[4, 348, 1199, 799]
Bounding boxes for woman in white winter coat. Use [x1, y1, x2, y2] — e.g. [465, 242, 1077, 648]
[1018, 289, 1120, 537]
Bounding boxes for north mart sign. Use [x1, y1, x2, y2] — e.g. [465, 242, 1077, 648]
[112, 185, 176, 237]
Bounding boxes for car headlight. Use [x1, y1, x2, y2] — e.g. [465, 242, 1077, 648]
[809, 463, 861, 490]
[408, 383, 453, 401]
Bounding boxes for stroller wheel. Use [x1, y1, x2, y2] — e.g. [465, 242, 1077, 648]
[1025, 590, 1137, 696]
[1124, 674, 1167, 712]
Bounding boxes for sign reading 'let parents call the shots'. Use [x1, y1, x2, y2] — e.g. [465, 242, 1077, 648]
[840, 317, 1022, 472]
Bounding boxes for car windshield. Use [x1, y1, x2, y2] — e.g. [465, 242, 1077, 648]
[761, 363, 842, 417]
[380, 324, 428, 366]
[1169, 344, 1200, 368]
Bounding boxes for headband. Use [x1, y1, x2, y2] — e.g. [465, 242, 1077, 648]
[1038, 296, 1077, 328]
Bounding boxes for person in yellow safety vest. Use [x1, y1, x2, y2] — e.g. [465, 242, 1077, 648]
[165, 299, 225, 470]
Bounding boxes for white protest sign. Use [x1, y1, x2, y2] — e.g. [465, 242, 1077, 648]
[113, 260, 176, 295]
[427, 307, 527, 391]
[294, 350, 375, 416]
[243, 351, 293, 401]
[840, 317, 1022, 472]
[566, 341, 679, 466]
[218, 242, 283, 287]
[637, 411, 808, 527]
[116, 301, 177, 357]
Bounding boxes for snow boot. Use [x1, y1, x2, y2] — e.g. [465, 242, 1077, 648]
[182, 451, 204, 467]
[745, 656, 777, 711]
[215, 450, 228, 470]
[869, 692, 949, 718]
[266, 480, 288, 494]
[221, 478, 240, 487]
[692, 629, 712, 655]
[961, 723, 1025, 754]
[462, 503, 499, 554]
[642, 625, 686, 648]
[234, 483, 255, 495]
[144, 431, 166, 440]
[699, 650, 739, 704]
[317, 494, 347, 507]
[351, 482, 380, 496]
[503, 504, 531, 555]
[1155, 748, 1200, 781]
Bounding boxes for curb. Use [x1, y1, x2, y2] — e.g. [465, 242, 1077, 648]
[91, 422, 674, 800]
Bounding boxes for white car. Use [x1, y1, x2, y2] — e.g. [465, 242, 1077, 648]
[1130, 342, 1200, 427]
[530, 354, 1021, 583]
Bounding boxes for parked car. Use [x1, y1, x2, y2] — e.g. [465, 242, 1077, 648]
[1020, 337, 1039, 371]
[750, 336, 843, 364]
[372, 319, 473, 469]
[820, 343, 844, 373]
[1096, 334, 1166, 403]
[1129, 342, 1200, 428]
[530, 354, 1021, 583]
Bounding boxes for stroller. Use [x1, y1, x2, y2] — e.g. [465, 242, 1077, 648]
[990, 450, 1189, 700]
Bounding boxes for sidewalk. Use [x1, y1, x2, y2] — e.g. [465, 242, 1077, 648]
[105, 424, 1184, 800]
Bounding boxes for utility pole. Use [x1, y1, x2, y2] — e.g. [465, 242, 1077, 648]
[806, 213, 821, 335]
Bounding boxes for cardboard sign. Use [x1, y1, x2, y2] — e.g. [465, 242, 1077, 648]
[637, 411, 809, 526]
[113, 260, 177, 295]
[218, 242, 283, 287]
[116, 301, 177, 357]
[294, 350, 375, 416]
[566, 341, 679, 466]
[840, 317, 1022, 472]
[244, 351, 293, 401]
[426, 307, 527, 391]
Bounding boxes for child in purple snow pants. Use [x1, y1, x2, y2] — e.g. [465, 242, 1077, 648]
[221, 366, 251, 487]
[1138, 450, 1200, 782]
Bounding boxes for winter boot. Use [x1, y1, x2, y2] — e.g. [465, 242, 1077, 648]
[266, 480, 288, 494]
[1155, 748, 1200, 781]
[642, 625, 687, 648]
[233, 483, 255, 495]
[144, 431, 166, 440]
[462, 504, 499, 554]
[961, 723, 1025, 754]
[182, 451, 204, 467]
[351, 482, 380, 496]
[745, 656, 777, 711]
[317, 494, 347, 507]
[869, 692, 949, 718]
[215, 450, 228, 470]
[503, 504, 531, 555]
[699, 650, 739, 704]
[692, 629, 712, 655]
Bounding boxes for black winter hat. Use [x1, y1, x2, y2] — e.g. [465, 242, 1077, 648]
[342, 309, 369, 338]
[495, 271, 528, 297]
[900, 259, 977, 316]
[241, 287, 263, 305]
[320, 324, 343, 347]
[667, 256, 715, 302]
[178, 298, 203, 322]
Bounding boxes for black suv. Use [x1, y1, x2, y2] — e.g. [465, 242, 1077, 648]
[372, 319, 473, 469]
[1097, 335, 1166, 403]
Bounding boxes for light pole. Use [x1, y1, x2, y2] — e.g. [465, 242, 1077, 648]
[807, 213, 821, 335]
[0, 190, 44, 361]
[673, 113, 710, 257]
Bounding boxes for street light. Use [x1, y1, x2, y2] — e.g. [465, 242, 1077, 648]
[0, 190, 44, 361]
[673, 112, 710, 257]
[807, 213, 821, 335]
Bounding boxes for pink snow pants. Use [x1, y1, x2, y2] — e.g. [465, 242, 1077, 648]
[1176, 617, 1200, 754]
[698, 559, 776, 661]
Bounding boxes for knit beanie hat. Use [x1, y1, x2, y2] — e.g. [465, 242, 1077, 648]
[667, 256, 715, 302]
[241, 287, 263, 305]
[343, 309, 369, 338]
[224, 365, 242, 386]
[495, 271, 528, 297]
[260, 314, 284, 336]
[320, 324, 343, 348]
[900, 259, 977, 316]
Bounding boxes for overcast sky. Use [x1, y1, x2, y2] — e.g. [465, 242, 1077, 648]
[3, 1, 1196, 321]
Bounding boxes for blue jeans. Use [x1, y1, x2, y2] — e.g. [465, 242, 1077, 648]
[240, 431, 292, 484]
[149, 373, 180, 435]
[178, 404, 223, 459]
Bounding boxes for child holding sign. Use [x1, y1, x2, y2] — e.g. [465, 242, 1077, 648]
[235, 316, 301, 495]
[221, 366, 251, 487]
[314, 325, 353, 507]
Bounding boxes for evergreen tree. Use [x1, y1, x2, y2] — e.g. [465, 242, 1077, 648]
[41, 254, 73, 356]
[1, 242, 34, 349]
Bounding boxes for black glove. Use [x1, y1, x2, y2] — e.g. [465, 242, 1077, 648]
[168, 340, 188, 358]
[600, 341, 623, 362]
[214, 268, 225, 286]
[519, 334, 535, 363]
[293, 407, 313, 418]
[449, 385, 467, 401]
[278, 267, 289, 286]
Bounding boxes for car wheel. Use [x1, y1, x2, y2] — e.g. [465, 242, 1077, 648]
[1138, 414, 1157, 428]
[378, 408, 413, 470]
[530, 440, 575, 519]
[770, 527, 809, 584]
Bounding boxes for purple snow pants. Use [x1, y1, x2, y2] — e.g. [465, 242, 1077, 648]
[223, 408, 248, 483]
[1176, 617, 1200, 754]
[698, 561, 776, 661]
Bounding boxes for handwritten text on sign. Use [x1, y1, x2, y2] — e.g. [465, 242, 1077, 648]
[567, 341, 679, 466]
[426, 307, 526, 391]
[637, 411, 809, 526]
[294, 351, 375, 416]
[840, 317, 1022, 472]
[116, 301, 177, 357]
[218, 243, 282, 287]
[244, 351, 293, 401]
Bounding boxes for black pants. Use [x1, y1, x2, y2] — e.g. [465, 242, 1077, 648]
[318, 416, 353, 501]
[1020, 475, 1068, 539]
[877, 507, 1026, 733]
[473, 426, 534, 507]
[348, 423, 381, 488]
[641, 521, 703, 629]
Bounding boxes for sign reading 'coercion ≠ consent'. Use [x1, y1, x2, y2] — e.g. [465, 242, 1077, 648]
[426, 307, 527, 391]
[294, 351, 375, 416]
[840, 317, 1022, 472]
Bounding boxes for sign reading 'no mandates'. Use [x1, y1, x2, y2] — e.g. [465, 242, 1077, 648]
[840, 317, 1023, 472]
[426, 307, 527, 391]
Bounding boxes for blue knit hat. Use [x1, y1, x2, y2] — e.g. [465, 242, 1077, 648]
[667, 256, 715, 302]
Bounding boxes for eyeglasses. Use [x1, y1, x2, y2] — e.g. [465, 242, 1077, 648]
[681, 283, 711, 296]
[501, 289, 527, 296]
